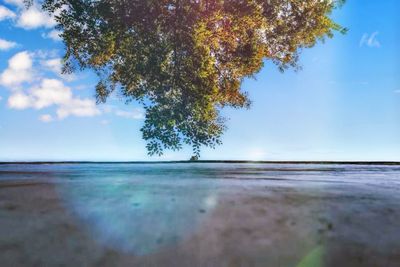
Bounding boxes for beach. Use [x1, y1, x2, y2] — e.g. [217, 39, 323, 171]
[0, 163, 399, 266]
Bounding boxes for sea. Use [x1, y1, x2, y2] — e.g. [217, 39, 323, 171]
[1, 162, 399, 256]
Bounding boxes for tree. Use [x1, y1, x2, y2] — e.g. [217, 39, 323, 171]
[33, 0, 346, 158]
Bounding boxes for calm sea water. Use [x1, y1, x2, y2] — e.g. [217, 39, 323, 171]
[1, 163, 400, 255]
[1, 162, 400, 183]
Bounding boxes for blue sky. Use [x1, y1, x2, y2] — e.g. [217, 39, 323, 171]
[0, 0, 399, 161]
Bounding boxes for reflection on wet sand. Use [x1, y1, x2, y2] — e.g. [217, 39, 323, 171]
[57, 177, 219, 254]
[0, 163, 400, 266]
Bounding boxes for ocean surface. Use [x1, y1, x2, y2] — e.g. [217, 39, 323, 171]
[1, 162, 400, 260]
[1, 162, 400, 185]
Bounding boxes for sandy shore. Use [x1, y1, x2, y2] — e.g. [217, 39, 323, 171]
[0, 175, 400, 267]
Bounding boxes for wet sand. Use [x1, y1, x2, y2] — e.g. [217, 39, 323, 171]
[0, 164, 400, 266]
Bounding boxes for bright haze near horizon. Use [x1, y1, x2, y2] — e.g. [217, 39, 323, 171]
[0, 0, 399, 162]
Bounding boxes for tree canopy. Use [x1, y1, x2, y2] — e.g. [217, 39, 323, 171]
[33, 0, 346, 158]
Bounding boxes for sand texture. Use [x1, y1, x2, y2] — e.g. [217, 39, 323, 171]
[0, 163, 399, 267]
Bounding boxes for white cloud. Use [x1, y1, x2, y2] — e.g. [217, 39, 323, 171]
[115, 109, 145, 120]
[30, 79, 72, 109]
[0, 51, 34, 88]
[0, 51, 75, 90]
[9, 79, 99, 117]
[8, 92, 32, 109]
[0, 38, 18, 51]
[4, 0, 25, 8]
[360, 32, 381, 48]
[102, 105, 145, 120]
[34, 49, 59, 59]
[39, 114, 53, 123]
[17, 6, 56, 29]
[41, 58, 62, 74]
[2, 50, 100, 120]
[7, 79, 100, 119]
[42, 29, 62, 41]
[0, 96, 3, 101]
[2, 1, 57, 30]
[57, 98, 100, 119]
[0, 5, 16, 21]
[41, 58, 75, 81]
[9, 51, 32, 70]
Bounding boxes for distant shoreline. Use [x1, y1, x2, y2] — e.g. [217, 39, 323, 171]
[0, 161, 399, 165]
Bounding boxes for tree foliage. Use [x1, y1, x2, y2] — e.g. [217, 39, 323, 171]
[33, 0, 346, 158]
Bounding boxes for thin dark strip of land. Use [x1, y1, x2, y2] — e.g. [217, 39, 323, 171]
[0, 161, 399, 165]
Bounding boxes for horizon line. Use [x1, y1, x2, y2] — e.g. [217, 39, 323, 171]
[0, 160, 399, 165]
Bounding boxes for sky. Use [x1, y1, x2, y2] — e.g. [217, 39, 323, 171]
[0, 0, 399, 161]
